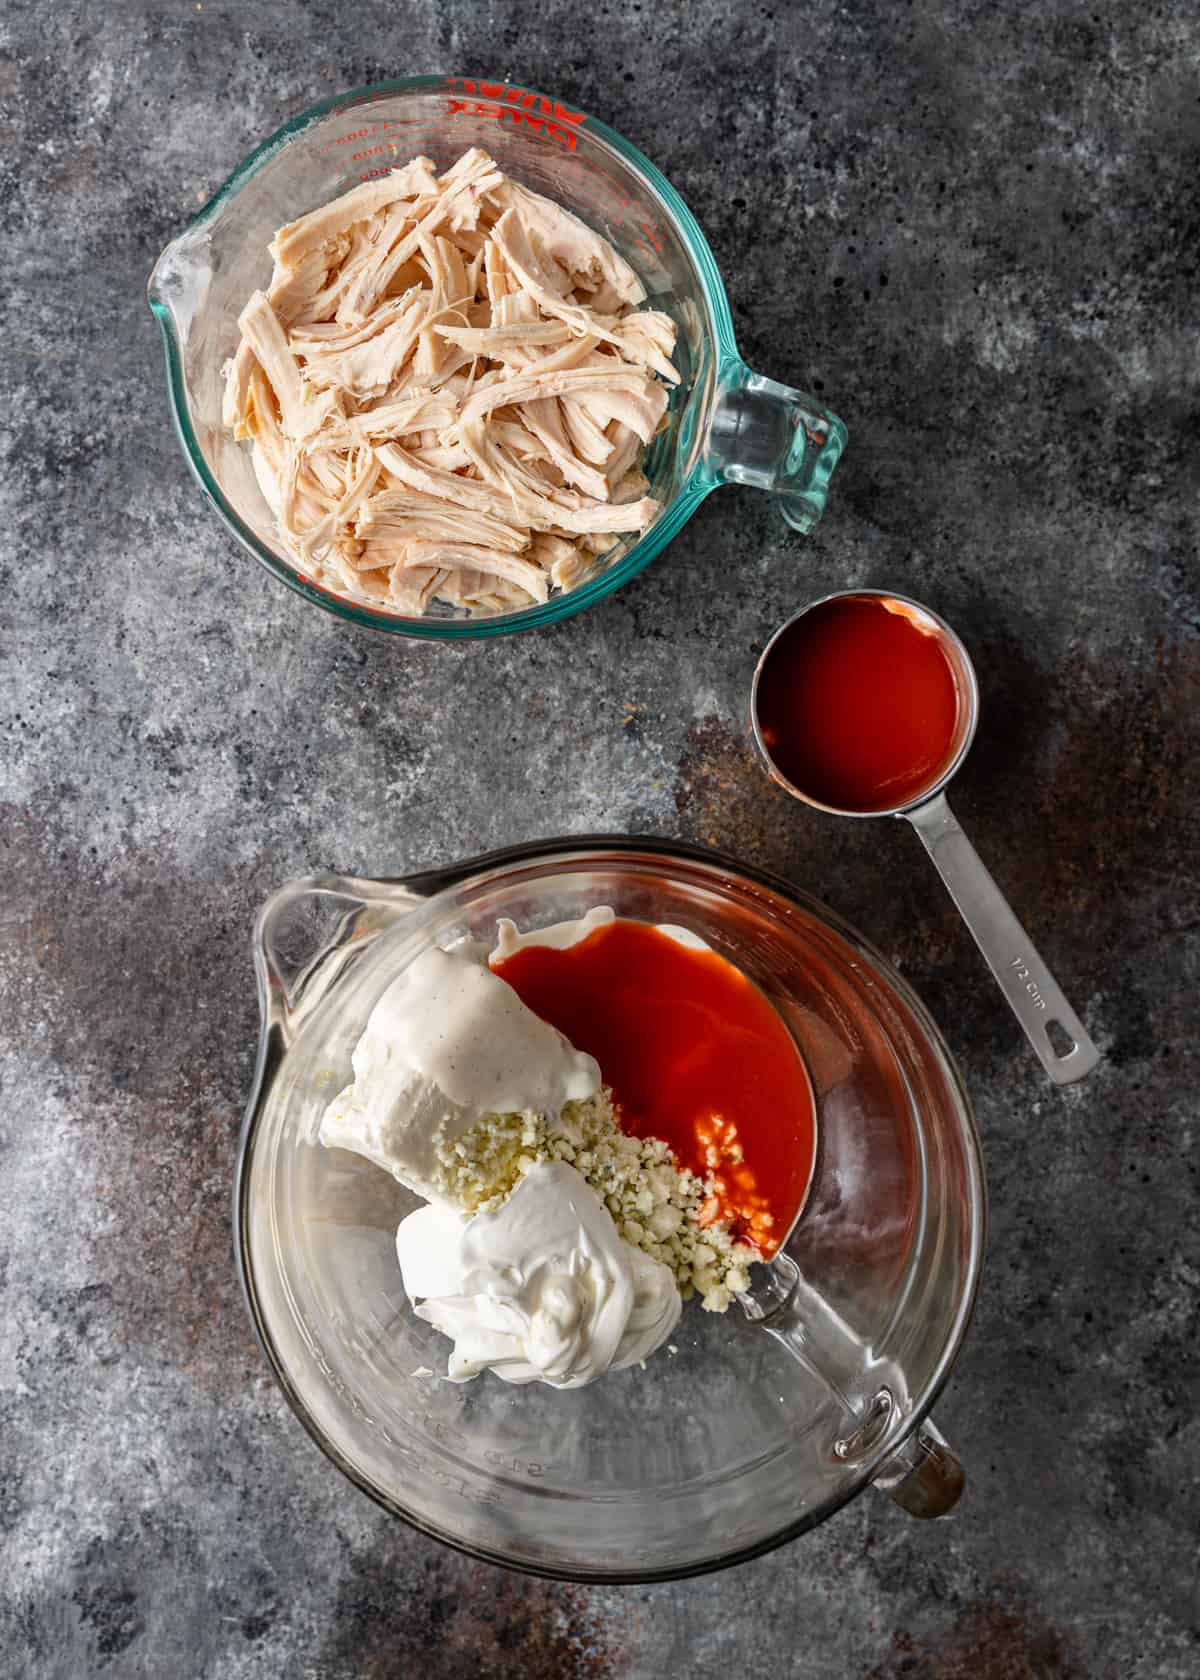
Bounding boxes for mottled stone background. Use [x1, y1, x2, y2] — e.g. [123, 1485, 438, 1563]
[2, 0, 1197, 1675]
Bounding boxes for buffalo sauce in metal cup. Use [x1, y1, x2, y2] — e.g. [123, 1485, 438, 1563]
[754, 593, 964, 814]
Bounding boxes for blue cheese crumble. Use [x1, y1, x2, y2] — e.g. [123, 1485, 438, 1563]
[432, 1093, 759, 1312]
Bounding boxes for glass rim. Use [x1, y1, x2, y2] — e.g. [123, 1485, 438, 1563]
[149, 74, 739, 639]
[233, 834, 987, 1582]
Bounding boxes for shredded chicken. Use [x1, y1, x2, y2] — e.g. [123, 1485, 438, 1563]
[223, 150, 677, 615]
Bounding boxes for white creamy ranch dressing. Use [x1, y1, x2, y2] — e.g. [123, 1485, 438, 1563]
[320, 909, 712, 1386]
[491, 904, 615, 958]
[362, 937, 599, 1115]
[491, 904, 710, 959]
[320, 937, 600, 1205]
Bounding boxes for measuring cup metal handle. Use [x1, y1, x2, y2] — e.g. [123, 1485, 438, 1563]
[905, 793, 1100, 1085]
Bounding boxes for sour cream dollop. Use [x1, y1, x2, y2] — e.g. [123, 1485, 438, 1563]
[395, 1161, 681, 1387]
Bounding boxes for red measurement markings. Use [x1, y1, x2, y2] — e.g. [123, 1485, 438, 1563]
[586, 159, 667, 252]
[446, 78, 585, 124]
[559, 159, 667, 256]
[319, 118, 446, 157]
[444, 98, 578, 150]
[443, 78, 587, 151]
[315, 88, 666, 253]
[317, 126, 376, 154]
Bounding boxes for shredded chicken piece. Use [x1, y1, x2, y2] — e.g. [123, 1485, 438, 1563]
[222, 149, 677, 615]
[485, 178, 645, 306]
[269, 157, 440, 269]
[236, 292, 338, 441]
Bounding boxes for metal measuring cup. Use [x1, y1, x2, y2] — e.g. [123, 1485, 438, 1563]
[751, 588, 1100, 1085]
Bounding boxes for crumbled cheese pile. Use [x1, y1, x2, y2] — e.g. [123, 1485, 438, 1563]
[432, 1093, 760, 1312]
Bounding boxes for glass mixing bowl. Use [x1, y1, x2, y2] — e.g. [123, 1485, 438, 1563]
[149, 76, 847, 638]
[236, 839, 985, 1580]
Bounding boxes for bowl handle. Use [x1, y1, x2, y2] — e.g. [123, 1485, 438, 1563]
[704, 358, 848, 533]
[252, 873, 431, 1047]
[742, 1252, 965, 1520]
[871, 1417, 965, 1519]
[250, 846, 550, 1045]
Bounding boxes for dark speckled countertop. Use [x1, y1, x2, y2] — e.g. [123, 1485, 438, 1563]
[3, 1, 1198, 1675]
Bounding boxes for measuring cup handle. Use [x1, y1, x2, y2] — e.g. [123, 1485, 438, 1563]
[905, 793, 1100, 1084]
[705, 357, 847, 533]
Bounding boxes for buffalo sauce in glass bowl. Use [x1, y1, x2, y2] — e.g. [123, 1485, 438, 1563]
[492, 917, 816, 1257]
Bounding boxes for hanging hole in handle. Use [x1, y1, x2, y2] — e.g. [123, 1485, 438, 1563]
[1045, 1018, 1076, 1059]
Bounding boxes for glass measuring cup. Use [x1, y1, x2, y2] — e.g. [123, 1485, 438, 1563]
[236, 838, 984, 1580]
[148, 76, 847, 639]
[751, 590, 1101, 1086]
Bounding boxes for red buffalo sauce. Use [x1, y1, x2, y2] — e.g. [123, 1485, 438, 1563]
[755, 594, 962, 813]
[493, 918, 815, 1256]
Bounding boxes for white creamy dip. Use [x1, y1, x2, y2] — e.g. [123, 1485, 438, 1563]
[395, 1161, 681, 1387]
[319, 909, 721, 1386]
[491, 905, 711, 960]
[319, 937, 600, 1204]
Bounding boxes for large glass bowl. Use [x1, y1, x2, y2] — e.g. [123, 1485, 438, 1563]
[235, 839, 985, 1580]
[149, 76, 846, 638]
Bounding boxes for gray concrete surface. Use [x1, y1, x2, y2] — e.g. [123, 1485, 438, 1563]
[2, 1, 1198, 1675]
